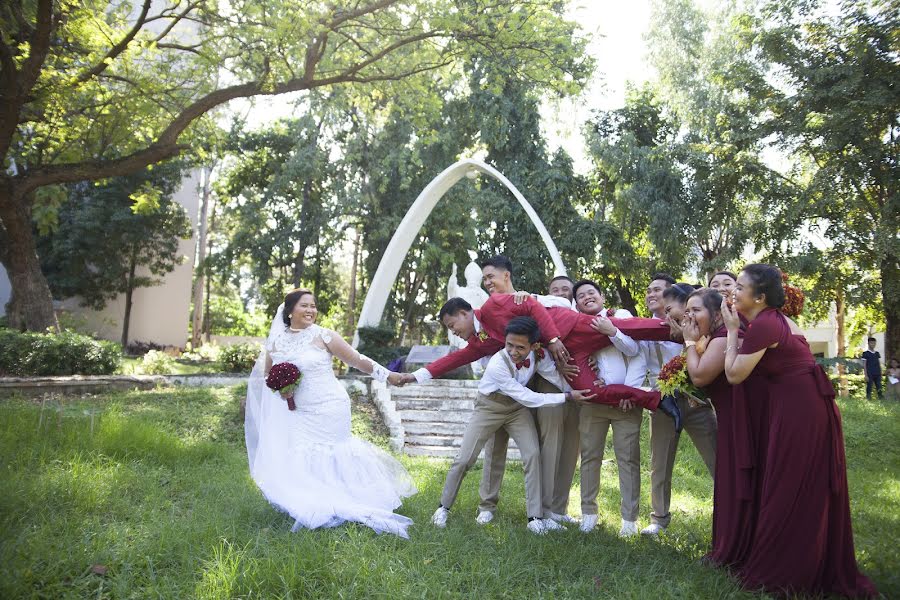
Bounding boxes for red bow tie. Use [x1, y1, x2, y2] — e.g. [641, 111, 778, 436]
[515, 358, 531, 370]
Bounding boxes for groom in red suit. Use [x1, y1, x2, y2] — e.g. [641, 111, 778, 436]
[400, 265, 681, 424]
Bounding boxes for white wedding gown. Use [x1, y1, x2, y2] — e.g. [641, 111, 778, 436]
[245, 324, 416, 538]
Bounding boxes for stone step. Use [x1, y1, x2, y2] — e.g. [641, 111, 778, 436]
[391, 387, 479, 400]
[404, 379, 481, 388]
[405, 434, 520, 448]
[395, 398, 475, 411]
[404, 444, 521, 460]
[403, 421, 469, 436]
[399, 409, 474, 424]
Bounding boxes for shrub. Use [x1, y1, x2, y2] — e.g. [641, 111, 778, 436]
[126, 340, 166, 356]
[218, 343, 260, 373]
[181, 343, 221, 363]
[140, 350, 178, 375]
[356, 325, 409, 369]
[0, 329, 121, 376]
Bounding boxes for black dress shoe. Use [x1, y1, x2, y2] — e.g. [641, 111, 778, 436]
[659, 394, 683, 433]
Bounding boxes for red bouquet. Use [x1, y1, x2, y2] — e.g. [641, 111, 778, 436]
[658, 353, 710, 407]
[780, 272, 805, 319]
[266, 362, 302, 410]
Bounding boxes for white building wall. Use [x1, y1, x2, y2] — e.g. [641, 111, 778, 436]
[1, 170, 201, 348]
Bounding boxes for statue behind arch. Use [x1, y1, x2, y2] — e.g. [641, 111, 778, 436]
[446, 260, 489, 352]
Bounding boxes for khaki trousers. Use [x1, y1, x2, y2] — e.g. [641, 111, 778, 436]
[648, 395, 717, 526]
[440, 391, 543, 519]
[478, 377, 576, 517]
[579, 402, 643, 520]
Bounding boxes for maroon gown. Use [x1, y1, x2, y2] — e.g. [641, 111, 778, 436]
[734, 308, 876, 597]
[704, 324, 763, 569]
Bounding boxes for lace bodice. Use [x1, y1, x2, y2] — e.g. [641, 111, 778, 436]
[266, 323, 390, 383]
[268, 324, 336, 380]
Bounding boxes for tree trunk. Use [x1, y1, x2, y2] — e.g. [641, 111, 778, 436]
[0, 187, 59, 332]
[190, 166, 213, 348]
[346, 227, 361, 337]
[835, 290, 847, 397]
[615, 276, 638, 316]
[121, 258, 137, 348]
[882, 255, 899, 363]
[204, 197, 217, 343]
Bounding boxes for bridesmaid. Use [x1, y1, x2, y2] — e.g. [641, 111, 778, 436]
[707, 271, 737, 295]
[722, 264, 877, 598]
[680, 287, 757, 568]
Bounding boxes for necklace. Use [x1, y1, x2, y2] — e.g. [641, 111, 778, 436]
[289, 326, 306, 332]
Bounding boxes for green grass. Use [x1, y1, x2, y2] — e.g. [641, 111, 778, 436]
[0, 388, 897, 599]
[119, 357, 228, 376]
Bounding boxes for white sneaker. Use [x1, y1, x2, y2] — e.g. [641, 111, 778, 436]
[526, 519, 547, 535]
[641, 523, 666, 537]
[542, 518, 564, 531]
[549, 512, 579, 524]
[619, 519, 639, 538]
[431, 506, 449, 528]
[475, 510, 494, 525]
[579, 514, 599, 533]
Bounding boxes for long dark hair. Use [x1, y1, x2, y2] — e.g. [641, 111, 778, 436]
[662, 282, 696, 305]
[687, 287, 725, 333]
[741, 264, 785, 308]
[283, 288, 315, 326]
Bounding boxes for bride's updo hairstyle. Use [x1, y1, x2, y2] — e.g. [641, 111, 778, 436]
[283, 288, 315, 326]
[742, 264, 785, 309]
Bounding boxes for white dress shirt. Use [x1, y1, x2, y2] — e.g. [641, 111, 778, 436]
[478, 348, 568, 408]
[626, 339, 684, 389]
[589, 308, 641, 386]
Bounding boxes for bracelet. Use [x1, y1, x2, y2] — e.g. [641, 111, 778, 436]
[726, 346, 738, 353]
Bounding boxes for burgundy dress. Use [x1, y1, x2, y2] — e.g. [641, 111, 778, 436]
[734, 308, 876, 597]
[704, 324, 763, 569]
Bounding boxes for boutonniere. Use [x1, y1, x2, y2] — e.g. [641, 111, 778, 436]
[606, 308, 615, 317]
[477, 331, 489, 342]
[535, 345, 546, 361]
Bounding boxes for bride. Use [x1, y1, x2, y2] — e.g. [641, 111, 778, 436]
[245, 288, 416, 538]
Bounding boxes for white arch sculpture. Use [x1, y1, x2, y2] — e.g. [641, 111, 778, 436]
[353, 158, 567, 346]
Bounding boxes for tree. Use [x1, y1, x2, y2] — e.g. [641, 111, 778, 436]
[213, 111, 341, 311]
[742, 0, 900, 359]
[0, 0, 591, 331]
[467, 60, 597, 295]
[37, 163, 191, 346]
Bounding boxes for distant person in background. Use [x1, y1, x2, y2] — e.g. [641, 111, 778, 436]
[861, 338, 883, 400]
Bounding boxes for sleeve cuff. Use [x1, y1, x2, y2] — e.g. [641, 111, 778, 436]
[413, 368, 432, 383]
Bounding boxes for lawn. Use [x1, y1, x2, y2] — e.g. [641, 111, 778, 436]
[0, 387, 897, 599]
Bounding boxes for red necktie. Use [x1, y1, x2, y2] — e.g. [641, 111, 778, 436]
[515, 358, 531, 370]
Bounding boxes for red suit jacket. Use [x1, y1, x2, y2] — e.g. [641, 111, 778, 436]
[424, 295, 673, 410]
[424, 294, 562, 378]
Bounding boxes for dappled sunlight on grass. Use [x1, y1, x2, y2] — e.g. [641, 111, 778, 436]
[0, 389, 896, 598]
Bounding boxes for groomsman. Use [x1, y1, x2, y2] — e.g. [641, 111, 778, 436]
[475, 264, 578, 525]
[431, 317, 594, 534]
[571, 279, 644, 537]
[476, 275, 580, 523]
[404, 256, 681, 522]
[548, 275, 576, 308]
[626, 274, 717, 537]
